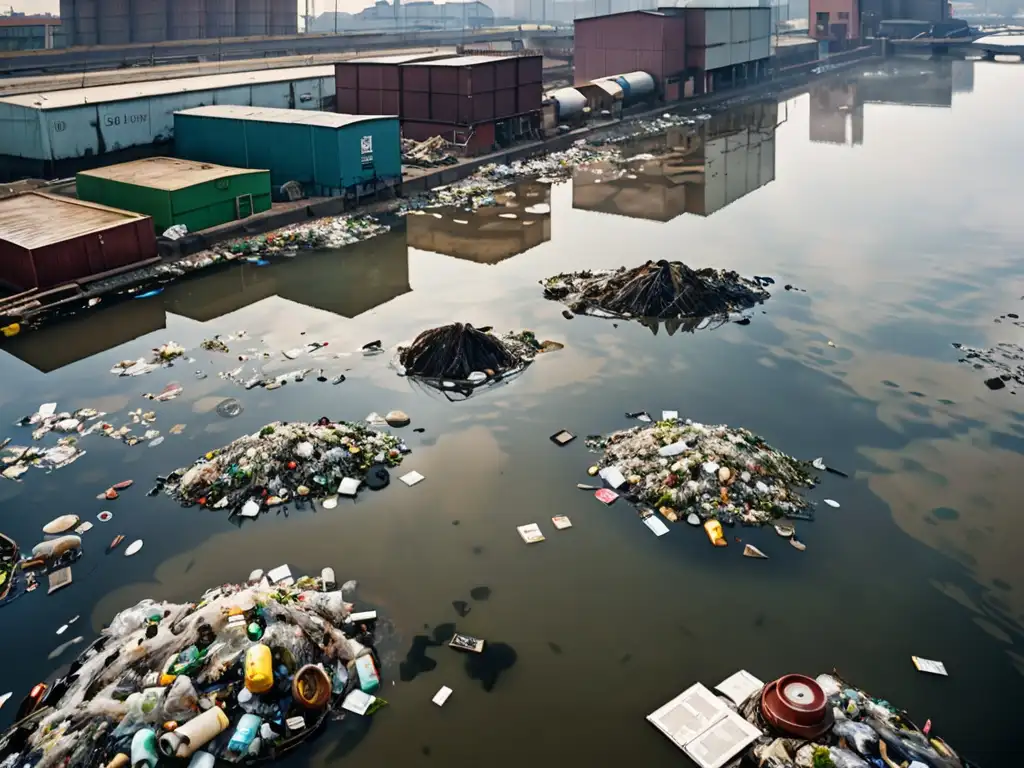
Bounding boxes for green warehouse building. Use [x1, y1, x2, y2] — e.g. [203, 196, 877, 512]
[76, 157, 271, 234]
[173, 106, 402, 198]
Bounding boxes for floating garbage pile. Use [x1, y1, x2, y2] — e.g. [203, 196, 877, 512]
[401, 136, 458, 167]
[585, 417, 815, 532]
[592, 112, 704, 145]
[110, 341, 186, 377]
[0, 570, 389, 768]
[650, 669, 975, 768]
[951, 341, 1024, 393]
[395, 323, 562, 396]
[544, 260, 771, 328]
[90, 216, 388, 296]
[401, 143, 609, 213]
[162, 420, 408, 514]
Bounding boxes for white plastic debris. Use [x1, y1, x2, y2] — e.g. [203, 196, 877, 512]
[432, 686, 453, 707]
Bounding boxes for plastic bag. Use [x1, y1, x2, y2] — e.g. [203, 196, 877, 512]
[163, 676, 199, 721]
[108, 600, 160, 638]
[301, 591, 351, 625]
[834, 720, 879, 757]
[829, 747, 870, 768]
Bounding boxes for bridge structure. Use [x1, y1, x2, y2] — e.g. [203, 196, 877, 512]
[0, 25, 573, 77]
[971, 31, 1024, 58]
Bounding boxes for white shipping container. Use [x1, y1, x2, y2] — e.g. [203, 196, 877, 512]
[705, 43, 732, 71]
[750, 36, 772, 61]
[0, 66, 335, 163]
[751, 8, 771, 40]
[730, 40, 752, 66]
[705, 9, 731, 46]
[731, 9, 751, 43]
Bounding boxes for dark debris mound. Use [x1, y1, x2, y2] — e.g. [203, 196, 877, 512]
[398, 323, 525, 381]
[543, 260, 770, 320]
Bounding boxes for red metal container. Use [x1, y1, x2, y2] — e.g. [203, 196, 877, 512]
[517, 82, 543, 114]
[433, 93, 460, 124]
[357, 88, 399, 115]
[335, 62, 359, 90]
[336, 86, 358, 114]
[517, 55, 543, 85]
[494, 58, 518, 90]
[494, 88, 517, 119]
[402, 91, 431, 121]
[573, 10, 687, 90]
[472, 92, 495, 122]
[401, 66, 431, 93]
[429, 65, 460, 95]
[0, 193, 157, 292]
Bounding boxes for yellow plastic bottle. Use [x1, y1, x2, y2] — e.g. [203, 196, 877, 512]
[704, 519, 727, 547]
[244, 644, 273, 694]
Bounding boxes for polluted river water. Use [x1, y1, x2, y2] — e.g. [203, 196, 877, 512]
[1, 58, 1022, 765]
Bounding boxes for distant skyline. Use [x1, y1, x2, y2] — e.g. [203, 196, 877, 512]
[4, 1, 384, 18]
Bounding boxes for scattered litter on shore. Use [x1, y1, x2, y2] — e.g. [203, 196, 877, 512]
[543, 260, 770, 329]
[648, 669, 976, 767]
[394, 324, 562, 398]
[402, 136, 458, 167]
[161, 420, 409, 514]
[585, 417, 818, 532]
[0, 569, 387, 767]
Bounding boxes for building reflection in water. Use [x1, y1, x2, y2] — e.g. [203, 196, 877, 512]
[572, 101, 778, 222]
[1, 296, 167, 373]
[406, 180, 552, 264]
[161, 228, 411, 323]
[810, 59, 973, 146]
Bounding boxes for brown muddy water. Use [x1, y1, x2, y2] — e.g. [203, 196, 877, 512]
[1, 58, 1021, 765]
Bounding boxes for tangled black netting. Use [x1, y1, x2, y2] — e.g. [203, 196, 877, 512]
[400, 323, 522, 380]
[543, 260, 770, 322]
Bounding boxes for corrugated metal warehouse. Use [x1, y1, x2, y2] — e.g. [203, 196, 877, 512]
[335, 53, 453, 116]
[76, 157, 272, 233]
[0, 192, 157, 292]
[399, 54, 544, 154]
[573, 11, 687, 99]
[0, 65, 335, 181]
[174, 106, 402, 198]
[684, 4, 772, 92]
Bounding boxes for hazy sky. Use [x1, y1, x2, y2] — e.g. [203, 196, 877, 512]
[7, 1, 380, 17]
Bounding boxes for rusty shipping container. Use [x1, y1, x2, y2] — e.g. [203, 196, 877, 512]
[517, 55, 543, 85]
[74, 0, 99, 46]
[517, 82, 542, 114]
[0, 193, 157, 292]
[494, 58, 517, 90]
[206, 0, 236, 37]
[131, 0, 168, 43]
[169, 0, 207, 40]
[336, 87, 358, 113]
[573, 10, 687, 91]
[236, 0, 269, 36]
[98, 0, 131, 45]
[402, 91, 431, 121]
[268, 0, 296, 35]
[356, 88, 400, 115]
[494, 87, 516, 119]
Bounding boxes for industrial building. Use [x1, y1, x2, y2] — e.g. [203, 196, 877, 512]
[407, 180, 551, 263]
[574, 3, 773, 99]
[335, 53, 454, 116]
[0, 192, 157, 292]
[57, 0, 298, 48]
[0, 65, 335, 181]
[573, 101, 777, 220]
[76, 157, 272, 233]
[312, 2, 495, 33]
[398, 54, 544, 153]
[0, 15, 61, 51]
[174, 106, 402, 197]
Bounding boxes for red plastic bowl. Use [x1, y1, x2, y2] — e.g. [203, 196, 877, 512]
[761, 674, 833, 739]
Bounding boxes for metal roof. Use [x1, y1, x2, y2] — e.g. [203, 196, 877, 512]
[77, 157, 264, 192]
[0, 193, 145, 250]
[346, 52, 451, 64]
[0, 65, 335, 111]
[403, 54, 517, 67]
[174, 105, 395, 127]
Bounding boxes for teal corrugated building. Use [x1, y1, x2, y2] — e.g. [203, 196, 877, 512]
[173, 106, 402, 198]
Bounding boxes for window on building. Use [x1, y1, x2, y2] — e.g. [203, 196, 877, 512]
[838, 11, 850, 19]
[815, 11, 829, 35]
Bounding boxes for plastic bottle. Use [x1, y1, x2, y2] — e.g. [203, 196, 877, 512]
[354, 655, 380, 694]
[158, 707, 229, 759]
[244, 644, 274, 694]
[131, 729, 158, 768]
[187, 752, 215, 768]
[228, 714, 262, 753]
